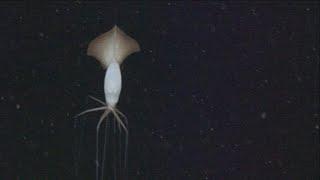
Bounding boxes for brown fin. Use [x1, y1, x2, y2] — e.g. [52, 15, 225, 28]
[87, 25, 140, 69]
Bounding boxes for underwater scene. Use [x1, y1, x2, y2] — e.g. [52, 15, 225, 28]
[0, 2, 319, 180]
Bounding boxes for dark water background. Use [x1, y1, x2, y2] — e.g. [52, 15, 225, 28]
[0, 2, 319, 179]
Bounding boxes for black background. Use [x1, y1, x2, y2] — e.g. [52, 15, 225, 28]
[0, 2, 319, 180]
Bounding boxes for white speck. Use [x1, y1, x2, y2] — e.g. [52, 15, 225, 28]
[246, 139, 253, 144]
[1, 96, 4, 100]
[297, 76, 302, 82]
[251, 8, 257, 15]
[50, 122, 54, 127]
[261, 112, 267, 119]
[210, 128, 214, 131]
[179, 144, 183, 151]
[16, 104, 20, 109]
[306, 8, 310, 11]
[209, 24, 216, 32]
[315, 124, 319, 130]
[43, 151, 49, 157]
[55, 9, 59, 13]
[220, 3, 226, 10]
[167, 2, 171, 6]
[201, 49, 206, 53]
[39, 32, 44, 37]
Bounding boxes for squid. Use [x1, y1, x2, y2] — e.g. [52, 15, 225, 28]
[75, 25, 140, 180]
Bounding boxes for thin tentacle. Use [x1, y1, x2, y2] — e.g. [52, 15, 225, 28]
[117, 114, 122, 134]
[113, 116, 117, 180]
[114, 108, 128, 125]
[117, 117, 122, 178]
[96, 109, 110, 133]
[114, 110, 122, 175]
[112, 109, 124, 176]
[111, 109, 128, 133]
[96, 109, 110, 180]
[89, 95, 106, 105]
[114, 108, 128, 176]
[101, 116, 109, 180]
[75, 106, 106, 118]
[112, 110, 129, 171]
